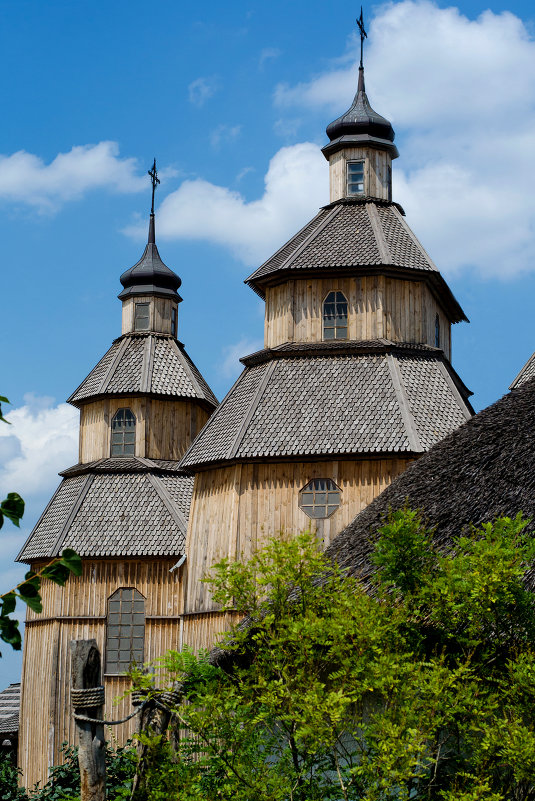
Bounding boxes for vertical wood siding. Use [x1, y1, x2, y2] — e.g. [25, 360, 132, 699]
[184, 458, 412, 613]
[121, 296, 179, 336]
[19, 559, 184, 789]
[264, 277, 451, 360]
[328, 146, 392, 202]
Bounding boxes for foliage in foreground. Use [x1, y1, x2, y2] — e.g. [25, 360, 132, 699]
[0, 742, 136, 801]
[131, 511, 535, 801]
[0, 395, 83, 655]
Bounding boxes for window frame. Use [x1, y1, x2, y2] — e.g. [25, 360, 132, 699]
[105, 587, 145, 676]
[322, 291, 348, 341]
[347, 160, 365, 196]
[299, 478, 342, 519]
[435, 314, 440, 349]
[110, 408, 136, 457]
[171, 306, 177, 338]
[134, 302, 150, 331]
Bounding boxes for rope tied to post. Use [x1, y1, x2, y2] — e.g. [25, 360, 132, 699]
[70, 686, 182, 726]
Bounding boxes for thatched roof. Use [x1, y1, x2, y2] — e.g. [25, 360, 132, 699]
[326, 377, 535, 589]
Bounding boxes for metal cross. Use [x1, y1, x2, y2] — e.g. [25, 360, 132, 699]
[357, 7, 367, 69]
[148, 158, 160, 215]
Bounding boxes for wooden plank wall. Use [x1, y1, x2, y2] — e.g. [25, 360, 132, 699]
[19, 558, 184, 790]
[184, 458, 412, 613]
[79, 398, 209, 462]
[264, 277, 451, 360]
[121, 296, 178, 336]
[328, 146, 391, 203]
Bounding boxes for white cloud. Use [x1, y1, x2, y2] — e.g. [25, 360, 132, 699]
[150, 142, 327, 266]
[210, 124, 242, 149]
[259, 47, 281, 69]
[0, 394, 78, 501]
[219, 337, 264, 381]
[188, 77, 218, 107]
[0, 141, 145, 212]
[272, 0, 535, 278]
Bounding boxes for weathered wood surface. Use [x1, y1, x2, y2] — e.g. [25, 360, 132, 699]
[264, 277, 451, 358]
[70, 639, 106, 801]
[79, 397, 210, 462]
[121, 295, 179, 335]
[20, 557, 183, 789]
[184, 457, 413, 613]
[328, 145, 392, 202]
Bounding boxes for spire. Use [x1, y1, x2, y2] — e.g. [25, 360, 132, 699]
[322, 11, 398, 160]
[118, 160, 182, 301]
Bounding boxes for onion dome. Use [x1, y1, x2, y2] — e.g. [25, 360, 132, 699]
[118, 213, 182, 300]
[322, 67, 398, 159]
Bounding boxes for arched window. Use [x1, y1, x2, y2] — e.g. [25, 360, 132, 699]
[323, 292, 348, 341]
[111, 408, 136, 457]
[105, 588, 145, 675]
[299, 478, 341, 519]
[435, 314, 440, 348]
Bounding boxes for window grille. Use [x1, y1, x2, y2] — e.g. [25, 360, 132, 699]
[323, 291, 348, 340]
[134, 302, 150, 331]
[299, 478, 341, 519]
[111, 408, 136, 456]
[435, 314, 440, 348]
[105, 588, 145, 675]
[347, 161, 364, 195]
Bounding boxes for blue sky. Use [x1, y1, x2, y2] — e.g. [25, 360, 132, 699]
[1, 0, 535, 685]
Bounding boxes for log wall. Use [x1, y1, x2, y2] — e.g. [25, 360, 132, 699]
[264, 277, 451, 359]
[19, 558, 185, 790]
[328, 146, 392, 202]
[79, 398, 210, 463]
[184, 458, 413, 614]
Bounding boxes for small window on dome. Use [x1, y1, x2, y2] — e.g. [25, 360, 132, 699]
[105, 588, 145, 675]
[171, 307, 177, 338]
[111, 408, 136, 456]
[299, 478, 341, 519]
[347, 161, 364, 196]
[134, 302, 150, 331]
[323, 291, 348, 341]
[435, 314, 440, 348]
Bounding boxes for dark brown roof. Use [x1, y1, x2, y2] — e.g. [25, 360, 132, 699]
[0, 683, 20, 737]
[326, 377, 535, 589]
[180, 343, 472, 470]
[17, 462, 193, 562]
[68, 333, 218, 409]
[245, 199, 466, 324]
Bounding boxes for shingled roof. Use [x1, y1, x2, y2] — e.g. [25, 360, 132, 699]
[18, 458, 193, 561]
[326, 377, 535, 589]
[0, 683, 20, 738]
[68, 333, 217, 409]
[509, 351, 535, 390]
[245, 199, 466, 324]
[180, 342, 472, 470]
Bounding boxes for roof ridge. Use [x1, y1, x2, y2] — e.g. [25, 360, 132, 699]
[146, 473, 188, 540]
[140, 335, 153, 394]
[172, 340, 206, 400]
[50, 474, 95, 556]
[366, 203, 392, 264]
[99, 337, 130, 394]
[227, 361, 275, 460]
[389, 205, 438, 273]
[273, 204, 342, 273]
[386, 354, 423, 453]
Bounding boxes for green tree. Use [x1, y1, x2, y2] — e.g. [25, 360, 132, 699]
[131, 511, 535, 801]
[0, 395, 82, 654]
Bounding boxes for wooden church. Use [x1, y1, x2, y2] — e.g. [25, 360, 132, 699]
[17, 32, 473, 788]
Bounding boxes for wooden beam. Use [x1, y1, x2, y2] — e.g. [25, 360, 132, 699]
[70, 639, 106, 801]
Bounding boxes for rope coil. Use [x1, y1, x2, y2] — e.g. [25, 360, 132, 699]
[71, 686, 105, 708]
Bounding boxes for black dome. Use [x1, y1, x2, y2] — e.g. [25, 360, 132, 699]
[118, 214, 182, 301]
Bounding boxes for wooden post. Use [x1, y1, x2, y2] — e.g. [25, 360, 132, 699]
[70, 639, 106, 801]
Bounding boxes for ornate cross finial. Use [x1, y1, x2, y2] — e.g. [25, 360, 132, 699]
[148, 158, 160, 215]
[357, 7, 367, 70]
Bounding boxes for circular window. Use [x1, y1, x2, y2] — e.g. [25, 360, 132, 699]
[299, 478, 341, 519]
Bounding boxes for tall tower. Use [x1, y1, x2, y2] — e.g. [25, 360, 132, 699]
[179, 28, 473, 648]
[17, 168, 218, 788]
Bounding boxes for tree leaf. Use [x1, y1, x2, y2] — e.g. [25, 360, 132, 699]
[60, 548, 82, 576]
[1, 493, 25, 527]
[1, 592, 16, 615]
